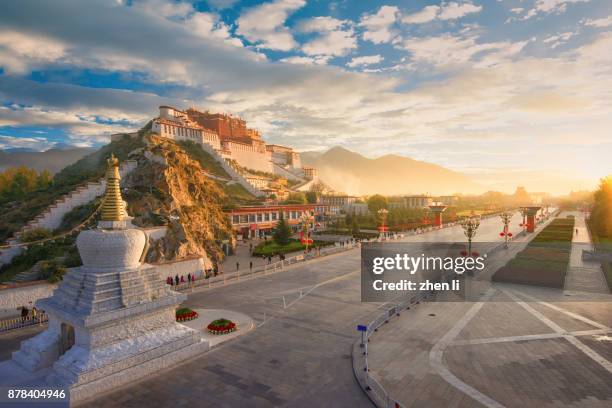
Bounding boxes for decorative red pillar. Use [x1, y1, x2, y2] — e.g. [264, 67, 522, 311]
[520, 206, 541, 233]
[428, 205, 447, 227]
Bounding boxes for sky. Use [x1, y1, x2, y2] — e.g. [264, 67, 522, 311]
[0, 0, 611, 194]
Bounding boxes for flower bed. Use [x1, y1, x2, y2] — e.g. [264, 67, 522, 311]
[176, 307, 198, 322]
[207, 318, 237, 335]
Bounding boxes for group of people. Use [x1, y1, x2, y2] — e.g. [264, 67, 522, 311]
[165, 273, 195, 286]
[19, 302, 44, 325]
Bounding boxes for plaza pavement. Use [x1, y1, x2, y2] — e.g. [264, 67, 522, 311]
[1, 211, 610, 407]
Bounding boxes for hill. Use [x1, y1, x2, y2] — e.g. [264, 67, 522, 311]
[301, 146, 481, 195]
[0, 147, 95, 174]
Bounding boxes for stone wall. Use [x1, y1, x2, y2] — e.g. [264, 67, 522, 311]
[153, 256, 210, 282]
[0, 281, 57, 315]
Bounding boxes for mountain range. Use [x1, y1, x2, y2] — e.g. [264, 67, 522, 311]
[0, 147, 94, 174]
[300, 146, 482, 196]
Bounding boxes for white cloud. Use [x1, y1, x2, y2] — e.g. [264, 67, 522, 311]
[236, 0, 305, 51]
[522, 0, 591, 20]
[359, 5, 400, 44]
[402, 2, 482, 24]
[0, 30, 66, 74]
[510, 8, 524, 14]
[584, 15, 612, 28]
[0, 135, 57, 151]
[346, 55, 384, 68]
[280, 55, 329, 65]
[401, 33, 527, 68]
[298, 16, 357, 58]
[542, 31, 576, 48]
[206, 0, 239, 9]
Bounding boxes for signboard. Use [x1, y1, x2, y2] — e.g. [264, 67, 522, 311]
[357, 325, 367, 332]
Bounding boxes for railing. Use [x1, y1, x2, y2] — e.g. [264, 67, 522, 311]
[0, 313, 48, 333]
[353, 292, 431, 408]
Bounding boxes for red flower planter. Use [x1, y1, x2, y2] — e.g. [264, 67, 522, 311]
[207, 319, 237, 335]
[176, 310, 199, 322]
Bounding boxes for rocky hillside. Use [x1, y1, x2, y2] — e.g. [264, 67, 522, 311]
[124, 134, 233, 264]
[0, 130, 237, 282]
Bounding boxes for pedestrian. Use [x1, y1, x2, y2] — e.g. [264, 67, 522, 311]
[249, 261, 253, 272]
[188, 273, 192, 283]
[236, 261, 240, 271]
[20, 305, 28, 322]
[32, 306, 38, 323]
[180, 275, 185, 283]
[575, 228, 578, 234]
[267, 255, 271, 264]
[175, 274, 179, 286]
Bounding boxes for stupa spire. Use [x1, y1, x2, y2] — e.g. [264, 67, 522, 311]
[101, 154, 125, 222]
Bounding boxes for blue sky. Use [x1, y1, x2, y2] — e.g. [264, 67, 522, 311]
[0, 0, 611, 193]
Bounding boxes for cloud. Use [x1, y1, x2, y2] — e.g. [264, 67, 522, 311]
[279, 55, 330, 65]
[0, 135, 57, 151]
[521, 0, 591, 20]
[359, 5, 400, 44]
[400, 33, 527, 68]
[206, 0, 239, 9]
[402, 2, 482, 24]
[346, 55, 384, 68]
[542, 31, 576, 48]
[584, 15, 612, 28]
[0, 30, 66, 74]
[298, 16, 357, 58]
[236, 0, 305, 51]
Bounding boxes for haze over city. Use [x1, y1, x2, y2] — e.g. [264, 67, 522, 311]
[1, 0, 611, 195]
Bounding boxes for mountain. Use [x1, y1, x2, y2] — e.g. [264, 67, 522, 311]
[300, 146, 481, 195]
[0, 147, 95, 174]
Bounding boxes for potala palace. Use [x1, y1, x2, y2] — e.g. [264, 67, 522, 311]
[148, 105, 313, 183]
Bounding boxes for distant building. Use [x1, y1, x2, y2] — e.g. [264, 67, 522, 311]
[438, 195, 459, 206]
[150, 106, 307, 176]
[302, 166, 317, 180]
[404, 195, 433, 208]
[320, 195, 357, 207]
[226, 204, 332, 238]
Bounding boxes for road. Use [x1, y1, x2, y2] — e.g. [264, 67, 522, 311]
[5, 211, 606, 408]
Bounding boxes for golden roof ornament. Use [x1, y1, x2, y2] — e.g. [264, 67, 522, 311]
[101, 154, 125, 222]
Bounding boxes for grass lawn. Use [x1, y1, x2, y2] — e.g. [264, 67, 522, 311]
[253, 239, 332, 256]
[493, 217, 575, 288]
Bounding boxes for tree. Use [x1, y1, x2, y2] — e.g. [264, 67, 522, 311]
[305, 191, 318, 204]
[273, 213, 292, 245]
[591, 176, 612, 238]
[284, 192, 307, 204]
[367, 194, 387, 213]
[351, 213, 360, 236]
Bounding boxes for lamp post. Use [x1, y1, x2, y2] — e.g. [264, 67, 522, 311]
[300, 213, 313, 251]
[460, 216, 480, 257]
[499, 212, 513, 248]
[377, 208, 389, 240]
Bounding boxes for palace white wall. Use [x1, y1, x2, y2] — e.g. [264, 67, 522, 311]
[0, 282, 57, 313]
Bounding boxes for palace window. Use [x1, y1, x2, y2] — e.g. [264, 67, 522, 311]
[257, 213, 263, 222]
[271, 212, 277, 221]
[248, 214, 256, 223]
[232, 215, 239, 224]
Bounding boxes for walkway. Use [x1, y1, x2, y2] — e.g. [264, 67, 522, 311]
[564, 211, 609, 294]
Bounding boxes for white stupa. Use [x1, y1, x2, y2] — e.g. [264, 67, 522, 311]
[12, 155, 209, 402]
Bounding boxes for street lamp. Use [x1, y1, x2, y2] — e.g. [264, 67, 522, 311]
[460, 216, 480, 257]
[499, 211, 514, 248]
[300, 213, 313, 251]
[377, 208, 389, 240]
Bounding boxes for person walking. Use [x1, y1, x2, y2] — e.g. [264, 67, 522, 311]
[249, 261, 253, 272]
[175, 274, 179, 286]
[187, 273, 192, 283]
[20, 305, 29, 323]
[236, 262, 240, 272]
[31, 306, 38, 324]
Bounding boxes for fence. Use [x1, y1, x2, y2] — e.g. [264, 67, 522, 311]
[353, 291, 432, 408]
[0, 313, 48, 333]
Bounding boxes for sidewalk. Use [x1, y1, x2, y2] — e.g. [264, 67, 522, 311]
[564, 211, 609, 293]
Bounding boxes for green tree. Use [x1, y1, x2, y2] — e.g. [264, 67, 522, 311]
[273, 213, 292, 245]
[284, 192, 307, 204]
[591, 176, 612, 238]
[305, 191, 318, 204]
[351, 213, 360, 236]
[367, 194, 388, 213]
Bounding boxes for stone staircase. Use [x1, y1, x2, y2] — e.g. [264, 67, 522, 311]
[0, 160, 138, 266]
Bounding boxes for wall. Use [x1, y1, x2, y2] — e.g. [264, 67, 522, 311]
[153, 257, 210, 282]
[0, 281, 57, 315]
[224, 141, 274, 174]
